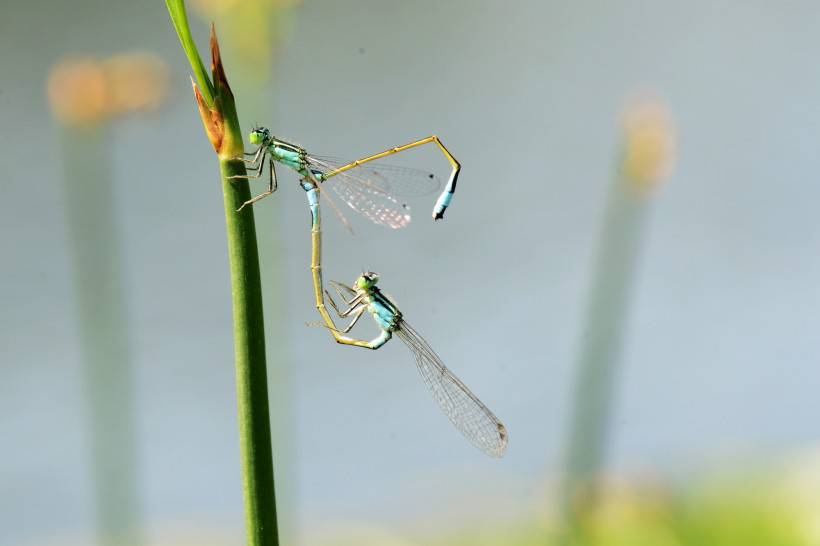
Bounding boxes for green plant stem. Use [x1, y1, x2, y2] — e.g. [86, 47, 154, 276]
[61, 124, 141, 546]
[560, 175, 649, 541]
[210, 16, 296, 539]
[166, 3, 279, 544]
[220, 159, 279, 546]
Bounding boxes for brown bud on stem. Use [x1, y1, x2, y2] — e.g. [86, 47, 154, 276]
[191, 25, 242, 157]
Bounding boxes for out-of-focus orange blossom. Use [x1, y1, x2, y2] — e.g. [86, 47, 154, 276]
[48, 53, 169, 126]
[622, 100, 676, 194]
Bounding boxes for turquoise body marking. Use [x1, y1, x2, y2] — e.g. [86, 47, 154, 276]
[369, 297, 398, 331]
[301, 180, 320, 227]
[433, 164, 459, 220]
[271, 146, 303, 171]
[433, 191, 453, 218]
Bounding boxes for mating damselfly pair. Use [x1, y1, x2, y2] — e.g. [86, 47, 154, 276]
[232, 127, 508, 458]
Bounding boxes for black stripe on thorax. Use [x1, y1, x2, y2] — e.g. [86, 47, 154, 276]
[370, 287, 401, 317]
[272, 139, 305, 154]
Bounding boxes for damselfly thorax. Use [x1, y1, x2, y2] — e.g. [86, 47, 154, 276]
[361, 286, 403, 333]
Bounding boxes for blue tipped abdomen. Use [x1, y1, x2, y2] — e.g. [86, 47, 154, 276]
[433, 191, 453, 219]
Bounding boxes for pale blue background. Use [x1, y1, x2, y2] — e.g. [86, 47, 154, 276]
[3, 1, 820, 544]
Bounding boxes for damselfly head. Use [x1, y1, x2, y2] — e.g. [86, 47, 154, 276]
[356, 271, 380, 290]
[249, 126, 270, 145]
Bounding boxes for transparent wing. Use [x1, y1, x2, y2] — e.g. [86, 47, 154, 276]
[395, 322, 508, 457]
[310, 155, 441, 197]
[307, 156, 412, 229]
[319, 185, 355, 235]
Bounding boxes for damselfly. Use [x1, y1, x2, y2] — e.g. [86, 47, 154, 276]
[231, 127, 461, 225]
[323, 272, 508, 458]
[234, 127, 463, 346]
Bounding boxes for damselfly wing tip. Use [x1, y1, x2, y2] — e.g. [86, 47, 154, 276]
[495, 423, 509, 458]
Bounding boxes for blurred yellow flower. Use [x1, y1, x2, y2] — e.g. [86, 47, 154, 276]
[622, 100, 676, 193]
[580, 475, 680, 546]
[192, 0, 299, 16]
[102, 53, 169, 116]
[778, 449, 820, 544]
[48, 53, 169, 126]
[47, 59, 109, 126]
[189, 0, 299, 88]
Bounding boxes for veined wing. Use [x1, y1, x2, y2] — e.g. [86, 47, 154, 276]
[395, 321, 508, 458]
[318, 184, 355, 235]
[310, 155, 441, 197]
[307, 155, 411, 229]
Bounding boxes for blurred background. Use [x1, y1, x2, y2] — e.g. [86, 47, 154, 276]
[4, 1, 820, 545]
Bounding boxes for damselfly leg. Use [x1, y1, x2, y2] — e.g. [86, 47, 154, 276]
[335, 305, 368, 334]
[328, 280, 359, 305]
[228, 153, 278, 211]
[238, 145, 265, 164]
[325, 292, 363, 317]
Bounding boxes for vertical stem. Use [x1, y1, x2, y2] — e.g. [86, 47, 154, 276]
[202, 7, 296, 536]
[559, 99, 673, 543]
[562, 180, 648, 513]
[220, 158, 279, 546]
[61, 125, 141, 546]
[164, 6, 280, 542]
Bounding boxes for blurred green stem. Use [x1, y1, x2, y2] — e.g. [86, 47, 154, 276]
[61, 125, 141, 546]
[166, 3, 279, 545]
[561, 173, 648, 539]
